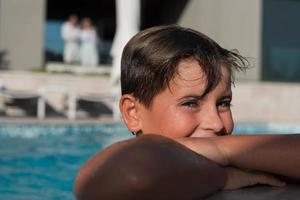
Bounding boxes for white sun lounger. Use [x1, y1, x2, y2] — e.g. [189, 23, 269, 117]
[68, 93, 120, 121]
[0, 81, 120, 120]
[0, 88, 44, 119]
[38, 85, 76, 120]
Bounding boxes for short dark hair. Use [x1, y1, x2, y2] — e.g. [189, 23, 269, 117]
[121, 25, 247, 107]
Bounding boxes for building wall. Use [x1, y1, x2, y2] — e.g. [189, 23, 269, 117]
[0, 0, 45, 70]
[179, 0, 262, 81]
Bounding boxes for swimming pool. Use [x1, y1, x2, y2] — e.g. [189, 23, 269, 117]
[0, 122, 299, 200]
[0, 123, 131, 200]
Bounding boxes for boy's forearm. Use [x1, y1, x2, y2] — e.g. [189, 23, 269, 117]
[218, 134, 300, 179]
[179, 134, 300, 179]
[74, 134, 227, 200]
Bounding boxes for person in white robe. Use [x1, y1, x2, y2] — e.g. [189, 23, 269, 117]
[79, 18, 99, 66]
[61, 15, 81, 64]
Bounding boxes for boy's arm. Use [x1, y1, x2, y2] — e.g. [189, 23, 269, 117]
[178, 134, 300, 180]
[74, 134, 226, 200]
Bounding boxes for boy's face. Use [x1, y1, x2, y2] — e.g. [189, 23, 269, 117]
[138, 59, 234, 138]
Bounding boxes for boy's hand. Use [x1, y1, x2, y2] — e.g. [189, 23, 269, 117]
[176, 137, 229, 166]
[224, 167, 286, 190]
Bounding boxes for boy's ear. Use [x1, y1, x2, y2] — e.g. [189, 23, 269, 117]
[119, 94, 142, 133]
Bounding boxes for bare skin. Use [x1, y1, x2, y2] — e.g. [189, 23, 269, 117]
[74, 134, 296, 200]
[74, 135, 227, 200]
[121, 59, 234, 138]
[177, 134, 300, 180]
[74, 59, 298, 199]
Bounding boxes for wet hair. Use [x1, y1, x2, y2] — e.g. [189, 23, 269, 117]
[121, 25, 248, 107]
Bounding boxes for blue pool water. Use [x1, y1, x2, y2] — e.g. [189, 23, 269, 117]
[0, 123, 131, 200]
[0, 123, 299, 200]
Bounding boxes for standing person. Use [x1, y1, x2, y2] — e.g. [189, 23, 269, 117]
[61, 15, 81, 64]
[74, 25, 300, 200]
[79, 18, 99, 66]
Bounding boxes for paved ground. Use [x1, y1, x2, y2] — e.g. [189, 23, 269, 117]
[0, 116, 117, 124]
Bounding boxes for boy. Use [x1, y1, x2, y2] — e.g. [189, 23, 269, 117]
[74, 25, 300, 200]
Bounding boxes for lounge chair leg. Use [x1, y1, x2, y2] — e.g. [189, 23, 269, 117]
[112, 101, 120, 121]
[37, 96, 45, 119]
[68, 91, 77, 120]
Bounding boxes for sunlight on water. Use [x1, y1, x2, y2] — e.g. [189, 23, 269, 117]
[0, 122, 299, 199]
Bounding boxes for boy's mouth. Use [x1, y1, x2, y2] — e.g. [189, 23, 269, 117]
[189, 129, 228, 138]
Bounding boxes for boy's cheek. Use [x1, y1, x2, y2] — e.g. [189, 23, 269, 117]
[160, 113, 198, 138]
[141, 107, 197, 138]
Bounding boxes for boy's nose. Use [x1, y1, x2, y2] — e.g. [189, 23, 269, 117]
[198, 107, 224, 135]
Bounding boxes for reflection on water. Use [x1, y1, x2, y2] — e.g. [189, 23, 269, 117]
[0, 123, 131, 200]
[0, 122, 299, 199]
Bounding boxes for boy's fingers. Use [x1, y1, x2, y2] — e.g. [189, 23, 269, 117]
[249, 172, 286, 187]
[224, 167, 286, 190]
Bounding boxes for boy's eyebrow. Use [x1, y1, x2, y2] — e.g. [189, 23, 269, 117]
[220, 89, 232, 98]
[177, 95, 204, 101]
[219, 93, 232, 99]
[177, 89, 232, 102]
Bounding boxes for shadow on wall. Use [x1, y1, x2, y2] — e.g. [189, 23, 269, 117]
[4, 98, 63, 117]
[0, 50, 9, 70]
[77, 100, 112, 117]
[2, 97, 112, 118]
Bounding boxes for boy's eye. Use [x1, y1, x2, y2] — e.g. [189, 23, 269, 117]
[217, 100, 232, 111]
[181, 100, 199, 109]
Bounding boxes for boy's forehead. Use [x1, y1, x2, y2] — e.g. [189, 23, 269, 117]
[174, 60, 206, 87]
[169, 59, 231, 92]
